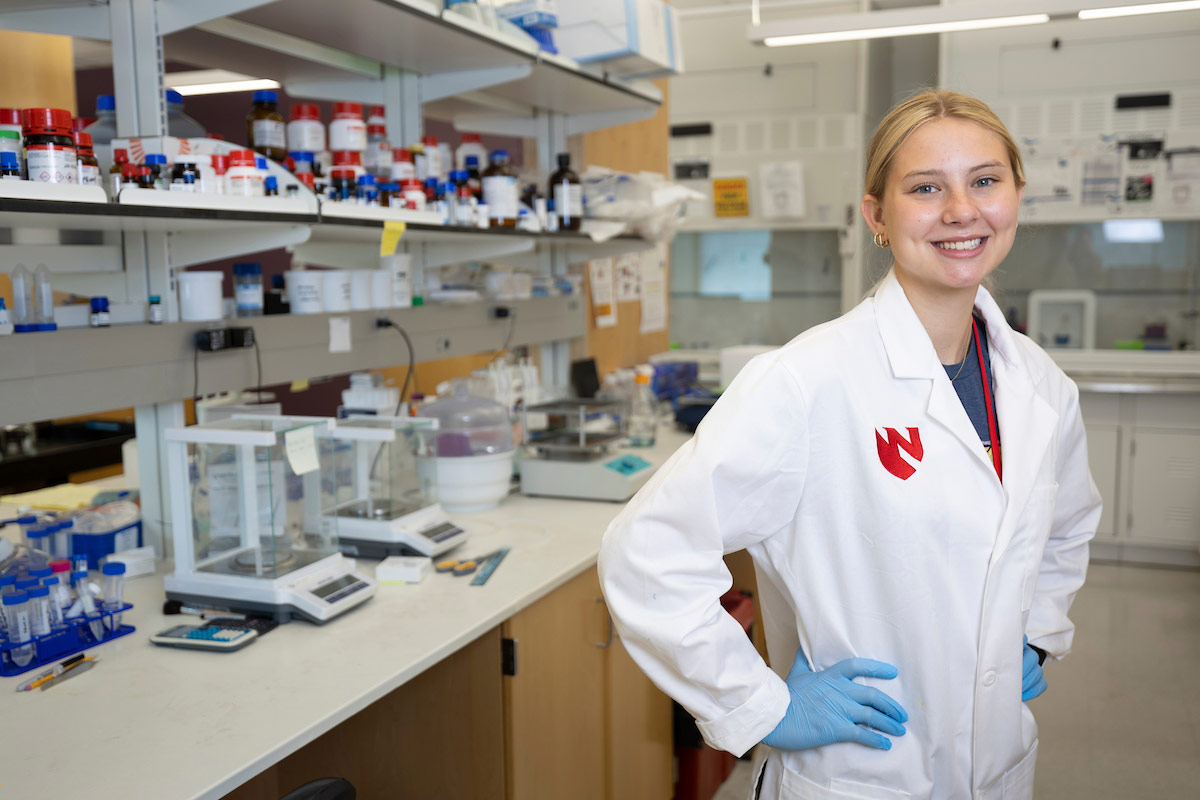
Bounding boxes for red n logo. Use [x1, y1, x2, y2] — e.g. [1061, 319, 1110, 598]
[875, 427, 923, 480]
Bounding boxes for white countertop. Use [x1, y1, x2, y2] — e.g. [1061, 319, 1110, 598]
[0, 432, 688, 800]
[1050, 350, 1200, 391]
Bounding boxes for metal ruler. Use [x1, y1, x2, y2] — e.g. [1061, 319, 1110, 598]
[470, 547, 510, 586]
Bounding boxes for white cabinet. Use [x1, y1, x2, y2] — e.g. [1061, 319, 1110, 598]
[1128, 431, 1200, 548]
[1084, 423, 1120, 540]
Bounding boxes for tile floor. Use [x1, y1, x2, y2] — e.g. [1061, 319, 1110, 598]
[711, 562, 1200, 799]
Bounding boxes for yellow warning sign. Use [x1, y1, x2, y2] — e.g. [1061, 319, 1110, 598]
[712, 178, 750, 217]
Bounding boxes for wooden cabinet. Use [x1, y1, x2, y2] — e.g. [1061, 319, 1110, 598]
[503, 566, 674, 800]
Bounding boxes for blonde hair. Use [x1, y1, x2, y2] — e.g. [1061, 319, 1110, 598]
[864, 89, 1025, 200]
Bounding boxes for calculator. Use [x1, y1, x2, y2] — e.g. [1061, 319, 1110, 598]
[150, 623, 260, 652]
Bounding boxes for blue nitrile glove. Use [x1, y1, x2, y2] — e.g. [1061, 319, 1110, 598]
[761, 647, 908, 751]
[1021, 635, 1047, 701]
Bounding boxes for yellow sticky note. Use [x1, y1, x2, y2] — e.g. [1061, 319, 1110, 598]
[380, 220, 406, 256]
[289, 379, 310, 392]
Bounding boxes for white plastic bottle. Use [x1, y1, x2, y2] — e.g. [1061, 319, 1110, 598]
[166, 91, 206, 139]
[455, 133, 489, 171]
[33, 264, 56, 331]
[0, 297, 12, 335]
[10, 263, 34, 333]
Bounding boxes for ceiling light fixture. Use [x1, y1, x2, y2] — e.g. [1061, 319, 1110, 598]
[1078, 0, 1200, 19]
[763, 14, 1049, 47]
[170, 79, 281, 97]
[750, 1, 1200, 48]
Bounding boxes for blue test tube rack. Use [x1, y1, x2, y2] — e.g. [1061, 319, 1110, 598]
[0, 602, 134, 677]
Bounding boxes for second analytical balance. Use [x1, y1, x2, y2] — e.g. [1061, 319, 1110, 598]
[163, 417, 376, 624]
[520, 400, 653, 502]
[322, 416, 467, 558]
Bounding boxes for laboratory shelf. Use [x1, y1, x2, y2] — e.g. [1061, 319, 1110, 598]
[0, 197, 319, 232]
[0, 296, 584, 426]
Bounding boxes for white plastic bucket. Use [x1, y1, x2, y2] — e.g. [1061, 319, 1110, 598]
[178, 271, 224, 321]
[350, 270, 372, 310]
[322, 270, 351, 312]
[285, 270, 323, 314]
[418, 451, 514, 513]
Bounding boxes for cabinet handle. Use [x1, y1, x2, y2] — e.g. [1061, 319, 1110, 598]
[595, 598, 613, 648]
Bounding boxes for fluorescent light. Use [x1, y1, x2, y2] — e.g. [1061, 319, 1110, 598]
[763, 13, 1049, 46]
[1103, 218, 1164, 243]
[1079, 1, 1200, 20]
[172, 79, 281, 97]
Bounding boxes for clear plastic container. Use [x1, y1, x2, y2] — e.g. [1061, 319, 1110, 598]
[101, 561, 126, 631]
[419, 381, 514, 457]
[234, 262, 264, 317]
[10, 263, 34, 332]
[41, 577, 67, 628]
[166, 90, 206, 139]
[2, 591, 33, 667]
[82, 94, 116, 146]
[72, 570, 105, 640]
[33, 264, 56, 330]
[27, 584, 52, 637]
[627, 373, 657, 446]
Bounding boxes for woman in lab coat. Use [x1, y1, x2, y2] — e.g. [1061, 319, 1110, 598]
[598, 89, 1102, 800]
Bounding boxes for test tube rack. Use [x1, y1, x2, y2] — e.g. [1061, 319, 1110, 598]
[0, 602, 134, 678]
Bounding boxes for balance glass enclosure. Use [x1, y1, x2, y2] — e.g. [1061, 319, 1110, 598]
[323, 416, 438, 523]
[165, 417, 340, 581]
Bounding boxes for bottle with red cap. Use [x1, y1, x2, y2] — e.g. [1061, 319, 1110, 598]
[331, 150, 364, 181]
[367, 105, 386, 127]
[109, 149, 130, 197]
[74, 131, 100, 186]
[225, 149, 264, 197]
[390, 148, 415, 183]
[210, 153, 230, 196]
[364, 122, 393, 180]
[329, 102, 366, 153]
[22, 108, 76, 184]
[0, 109, 25, 178]
[287, 103, 327, 172]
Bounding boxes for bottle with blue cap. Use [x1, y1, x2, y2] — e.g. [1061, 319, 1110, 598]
[0, 150, 20, 180]
[165, 89, 206, 139]
[2, 591, 34, 666]
[101, 561, 126, 631]
[89, 296, 111, 328]
[82, 94, 116, 146]
[248, 89, 286, 162]
[143, 153, 169, 190]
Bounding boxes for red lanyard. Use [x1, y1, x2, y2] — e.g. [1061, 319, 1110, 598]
[972, 317, 1002, 482]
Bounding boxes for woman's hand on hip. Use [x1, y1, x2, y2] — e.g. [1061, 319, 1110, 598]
[761, 647, 908, 751]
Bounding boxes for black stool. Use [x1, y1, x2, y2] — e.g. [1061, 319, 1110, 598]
[280, 777, 356, 800]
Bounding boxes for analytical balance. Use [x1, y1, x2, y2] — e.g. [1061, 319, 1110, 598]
[163, 417, 376, 624]
[519, 400, 653, 502]
[322, 416, 467, 558]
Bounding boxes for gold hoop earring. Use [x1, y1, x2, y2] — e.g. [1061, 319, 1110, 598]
[873, 231, 889, 248]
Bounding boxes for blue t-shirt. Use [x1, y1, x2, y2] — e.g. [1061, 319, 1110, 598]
[943, 315, 999, 462]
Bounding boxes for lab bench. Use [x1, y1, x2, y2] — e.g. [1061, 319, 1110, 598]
[0, 431, 689, 800]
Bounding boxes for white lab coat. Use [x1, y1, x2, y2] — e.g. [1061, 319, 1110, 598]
[598, 270, 1101, 799]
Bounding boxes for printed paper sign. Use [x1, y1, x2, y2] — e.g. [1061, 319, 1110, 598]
[713, 177, 750, 217]
[284, 426, 320, 476]
[588, 258, 617, 328]
[329, 317, 352, 353]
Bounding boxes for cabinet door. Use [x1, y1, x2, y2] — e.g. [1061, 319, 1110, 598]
[1128, 430, 1200, 546]
[607, 632, 674, 800]
[1084, 424, 1120, 538]
[503, 568, 607, 800]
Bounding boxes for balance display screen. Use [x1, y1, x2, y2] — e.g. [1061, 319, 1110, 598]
[422, 522, 461, 542]
[312, 575, 360, 599]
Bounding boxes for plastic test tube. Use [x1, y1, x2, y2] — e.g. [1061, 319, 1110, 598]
[2, 592, 34, 667]
[27, 585, 52, 638]
[51, 520, 72, 559]
[29, 566, 52, 584]
[0, 575, 13, 635]
[101, 562, 126, 631]
[41, 577, 67, 628]
[16, 516, 37, 549]
[73, 571, 105, 641]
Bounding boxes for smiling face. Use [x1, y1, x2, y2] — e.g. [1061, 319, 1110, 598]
[861, 117, 1021, 301]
